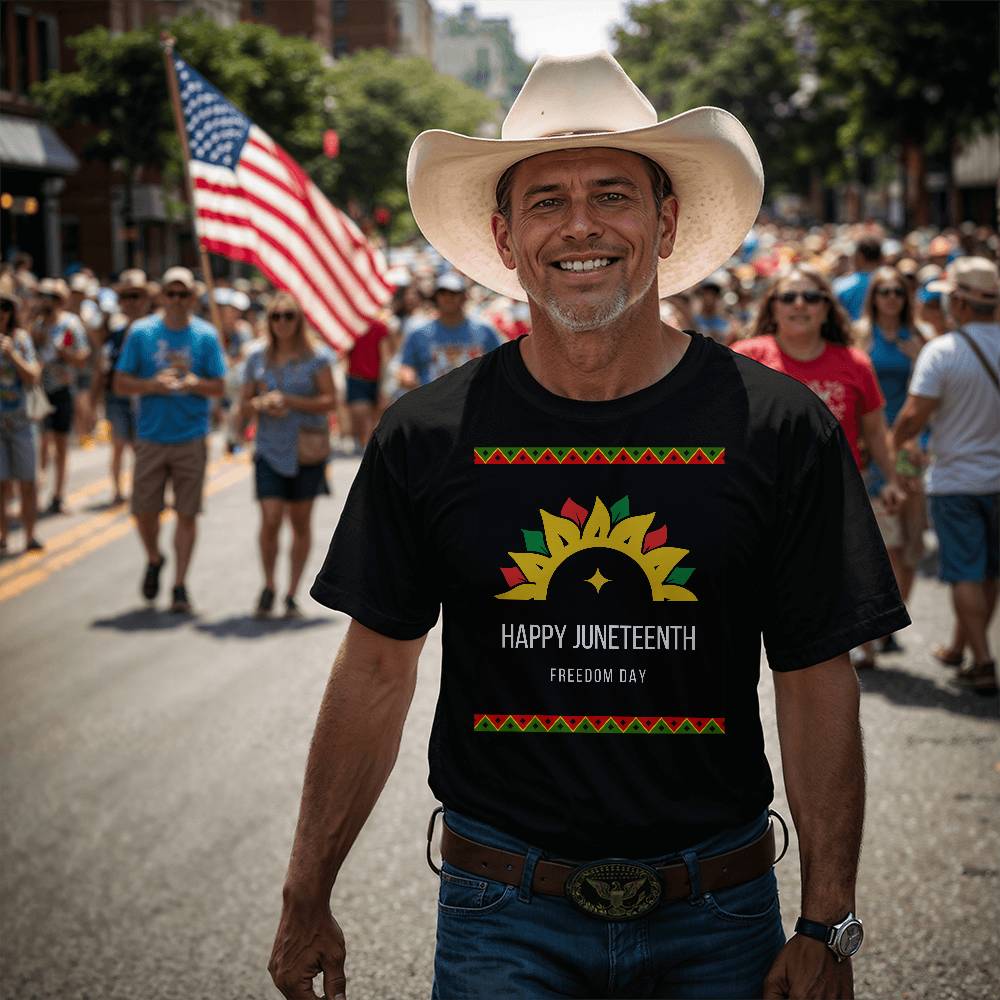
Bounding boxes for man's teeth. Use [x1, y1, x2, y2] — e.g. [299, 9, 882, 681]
[558, 258, 612, 271]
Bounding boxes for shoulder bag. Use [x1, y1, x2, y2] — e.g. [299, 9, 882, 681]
[955, 327, 1000, 397]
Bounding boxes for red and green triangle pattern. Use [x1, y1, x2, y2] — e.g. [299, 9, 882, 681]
[473, 714, 726, 734]
[473, 446, 725, 466]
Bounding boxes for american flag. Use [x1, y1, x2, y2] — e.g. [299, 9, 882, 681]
[173, 52, 393, 351]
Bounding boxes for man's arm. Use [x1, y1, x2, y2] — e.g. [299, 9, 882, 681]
[892, 394, 938, 450]
[269, 620, 426, 1000]
[763, 653, 862, 1000]
[176, 373, 225, 398]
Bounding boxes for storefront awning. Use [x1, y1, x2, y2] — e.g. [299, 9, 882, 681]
[0, 114, 78, 174]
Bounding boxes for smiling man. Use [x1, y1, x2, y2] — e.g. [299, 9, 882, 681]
[270, 53, 908, 1000]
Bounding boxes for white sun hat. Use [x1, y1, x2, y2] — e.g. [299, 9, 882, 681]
[407, 51, 764, 302]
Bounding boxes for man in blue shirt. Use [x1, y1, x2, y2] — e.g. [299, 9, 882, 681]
[398, 272, 501, 388]
[833, 236, 882, 321]
[114, 266, 225, 613]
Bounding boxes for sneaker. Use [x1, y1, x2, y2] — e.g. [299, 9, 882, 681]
[25, 538, 44, 553]
[255, 586, 275, 619]
[45, 496, 64, 515]
[169, 584, 193, 614]
[953, 661, 998, 696]
[931, 644, 964, 668]
[142, 556, 165, 601]
[283, 595, 303, 620]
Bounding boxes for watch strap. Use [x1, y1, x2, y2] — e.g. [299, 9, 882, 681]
[795, 916, 833, 944]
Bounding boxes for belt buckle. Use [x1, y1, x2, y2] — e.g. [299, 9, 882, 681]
[565, 858, 662, 920]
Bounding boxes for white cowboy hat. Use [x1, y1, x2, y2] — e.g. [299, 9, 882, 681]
[407, 51, 763, 302]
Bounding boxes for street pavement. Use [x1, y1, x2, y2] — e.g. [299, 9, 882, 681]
[1, 435, 997, 1000]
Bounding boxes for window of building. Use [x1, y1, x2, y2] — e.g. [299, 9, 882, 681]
[250, 0, 265, 17]
[15, 11, 30, 94]
[331, 0, 349, 23]
[35, 15, 56, 82]
[333, 35, 350, 57]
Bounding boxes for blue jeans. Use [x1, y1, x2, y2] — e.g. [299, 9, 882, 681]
[432, 809, 785, 999]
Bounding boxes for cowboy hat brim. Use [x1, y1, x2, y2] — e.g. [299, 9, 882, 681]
[407, 106, 763, 302]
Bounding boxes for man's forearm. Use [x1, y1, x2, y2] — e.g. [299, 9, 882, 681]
[283, 623, 423, 905]
[774, 655, 864, 923]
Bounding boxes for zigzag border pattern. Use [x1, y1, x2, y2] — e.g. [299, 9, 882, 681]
[473, 446, 725, 466]
[473, 714, 726, 735]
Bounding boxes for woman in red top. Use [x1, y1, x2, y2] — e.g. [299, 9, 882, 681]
[732, 265, 906, 669]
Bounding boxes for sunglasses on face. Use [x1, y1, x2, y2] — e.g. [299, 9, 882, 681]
[875, 287, 906, 299]
[165, 289, 191, 300]
[119, 292, 146, 302]
[269, 311, 298, 322]
[775, 290, 826, 305]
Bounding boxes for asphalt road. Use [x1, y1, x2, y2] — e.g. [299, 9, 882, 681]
[1, 436, 997, 1000]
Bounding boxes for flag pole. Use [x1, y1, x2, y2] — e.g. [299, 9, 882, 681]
[161, 32, 223, 335]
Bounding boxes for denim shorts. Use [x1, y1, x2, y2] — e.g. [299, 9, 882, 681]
[346, 375, 378, 404]
[0, 417, 35, 482]
[930, 493, 1000, 583]
[432, 809, 785, 999]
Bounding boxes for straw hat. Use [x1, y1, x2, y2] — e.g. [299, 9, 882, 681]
[407, 51, 763, 302]
[38, 277, 70, 301]
[114, 268, 153, 295]
[927, 257, 999, 307]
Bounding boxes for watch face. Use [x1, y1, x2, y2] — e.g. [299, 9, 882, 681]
[838, 921, 864, 957]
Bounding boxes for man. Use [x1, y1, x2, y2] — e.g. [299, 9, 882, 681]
[833, 236, 882, 321]
[113, 266, 225, 614]
[270, 53, 908, 1000]
[31, 278, 90, 514]
[95, 269, 154, 504]
[691, 270, 732, 345]
[397, 272, 501, 388]
[893, 257, 1000, 694]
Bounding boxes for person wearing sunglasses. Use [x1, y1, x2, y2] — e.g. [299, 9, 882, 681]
[0, 275, 43, 553]
[30, 277, 91, 516]
[734, 267, 906, 672]
[855, 267, 929, 654]
[240, 291, 336, 619]
[113, 266, 226, 614]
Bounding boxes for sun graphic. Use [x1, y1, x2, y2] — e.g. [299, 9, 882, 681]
[496, 496, 697, 602]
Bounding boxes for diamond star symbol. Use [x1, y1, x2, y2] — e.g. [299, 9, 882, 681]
[585, 568, 612, 594]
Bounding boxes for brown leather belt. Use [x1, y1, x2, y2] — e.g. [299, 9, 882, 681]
[440, 819, 777, 907]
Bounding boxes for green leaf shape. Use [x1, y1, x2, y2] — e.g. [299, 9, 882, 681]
[666, 567, 695, 586]
[521, 528, 549, 556]
[609, 496, 631, 524]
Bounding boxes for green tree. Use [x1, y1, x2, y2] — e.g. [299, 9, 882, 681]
[613, 0, 836, 197]
[790, 0, 1000, 225]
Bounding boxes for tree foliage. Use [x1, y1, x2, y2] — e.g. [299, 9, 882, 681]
[32, 14, 494, 233]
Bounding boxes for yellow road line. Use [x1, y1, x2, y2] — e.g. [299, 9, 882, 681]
[0, 453, 247, 584]
[0, 457, 251, 604]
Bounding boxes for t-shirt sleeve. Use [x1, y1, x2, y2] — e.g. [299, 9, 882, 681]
[400, 329, 425, 369]
[310, 433, 441, 640]
[762, 423, 910, 670]
[908, 341, 946, 400]
[480, 322, 503, 350]
[241, 350, 261, 386]
[201, 333, 227, 379]
[115, 328, 141, 373]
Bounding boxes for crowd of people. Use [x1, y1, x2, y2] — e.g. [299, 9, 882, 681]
[0, 217, 997, 689]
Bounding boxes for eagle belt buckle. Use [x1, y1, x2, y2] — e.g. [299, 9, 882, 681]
[565, 859, 662, 920]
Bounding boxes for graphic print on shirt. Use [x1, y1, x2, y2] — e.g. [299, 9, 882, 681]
[806, 379, 847, 424]
[474, 447, 725, 737]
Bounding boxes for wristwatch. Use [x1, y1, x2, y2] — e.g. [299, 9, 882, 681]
[794, 912, 864, 961]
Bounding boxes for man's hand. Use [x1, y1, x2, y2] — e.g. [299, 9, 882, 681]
[879, 480, 906, 516]
[153, 368, 180, 393]
[268, 898, 347, 999]
[763, 935, 853, 999]
[0, 334, 13, 357]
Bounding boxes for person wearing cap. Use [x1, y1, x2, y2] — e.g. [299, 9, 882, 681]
[692, 270, 733, 345]
[892, 257, 1000, 695]
[94, 269, 155, 504]
[113, 266, 226, 614]
[397, 272, 502, 389]
[0, 275, 43, 553]
[30, 277, 91, 515]
[270, 53, 908, 1000]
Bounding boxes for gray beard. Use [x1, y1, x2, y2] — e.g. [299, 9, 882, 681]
[524, 258, 658, 333]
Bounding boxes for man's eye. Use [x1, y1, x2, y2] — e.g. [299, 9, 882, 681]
[599, 192, 626, 202]
[532, 198, 560, 209]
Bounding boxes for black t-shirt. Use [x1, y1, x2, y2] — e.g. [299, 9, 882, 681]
[312, 334, 909, 858]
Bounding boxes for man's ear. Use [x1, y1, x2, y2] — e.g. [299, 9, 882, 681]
[491, 212, 518, 272]
[658, 194, 680, 261]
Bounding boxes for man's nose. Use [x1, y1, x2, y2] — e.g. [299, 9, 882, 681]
[560, 198, 603, 242]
